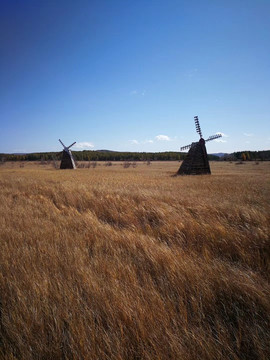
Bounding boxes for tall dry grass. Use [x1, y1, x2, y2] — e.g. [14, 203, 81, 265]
[0, 161, 270, 359]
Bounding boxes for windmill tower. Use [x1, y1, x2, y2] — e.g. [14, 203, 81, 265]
[177, 116, 222, 175]
[59, 139, 76, 169]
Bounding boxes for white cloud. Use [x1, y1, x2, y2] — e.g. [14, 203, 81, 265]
[244, 133, 254, 137]
[214, 138, 227, 143]
[130, 89, 146, 96]
[155, 135, 172, 141]
[216, 132, 229, 137]
[144, 139, 154, 144]
[73, 142, 94, 149]
[130, 139, 139, 144]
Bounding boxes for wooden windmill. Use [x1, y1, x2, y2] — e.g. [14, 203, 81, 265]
[59, 139, 76, 169]
[177, 116, 222, 175]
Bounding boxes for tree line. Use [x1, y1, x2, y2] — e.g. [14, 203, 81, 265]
[1, 150, 269, 163]
[231, 150, 270, 161]
[0, 150, 219, 162]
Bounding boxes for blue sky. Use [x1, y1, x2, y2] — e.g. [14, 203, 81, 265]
[0, 0, 269, 154]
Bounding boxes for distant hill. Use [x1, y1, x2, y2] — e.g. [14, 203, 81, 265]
[95, 150, 119, 153]
[211, 152, 228, 158]
[12, 153, 28, 155]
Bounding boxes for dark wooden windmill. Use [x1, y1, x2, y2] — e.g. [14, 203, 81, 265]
[59, 139, 76, 169]
[177, 116, 222, 175]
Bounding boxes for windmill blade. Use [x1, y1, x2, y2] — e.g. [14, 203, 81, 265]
[194, 116, 203, 138]
[205, 134, 222, 142]
[59, 139, 66, 149]
[67, 142, 76, 149]
[180, 143, 192, 151]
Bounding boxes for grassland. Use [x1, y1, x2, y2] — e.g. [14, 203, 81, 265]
[0, 161, 269, 360]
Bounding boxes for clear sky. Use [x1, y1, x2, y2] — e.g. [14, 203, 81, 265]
[1, 0, 269, 154]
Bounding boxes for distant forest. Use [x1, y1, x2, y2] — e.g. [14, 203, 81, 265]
[230, 150, 270, 161]
[0, 151, 217, 162]
[0, 150, 270, 162]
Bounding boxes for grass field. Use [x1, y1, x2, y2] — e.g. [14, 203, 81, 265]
[0, 161, 269, 360]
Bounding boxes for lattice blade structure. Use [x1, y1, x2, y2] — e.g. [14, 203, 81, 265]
[177, 138, 211, 175]
[180, 143, 193, 151]
[67, 142, 76, 149]
[205, 134, 222, 142]
[194, 116, 202, 138]
[59, 139, 76, 169]
[59, 139, 66, 148]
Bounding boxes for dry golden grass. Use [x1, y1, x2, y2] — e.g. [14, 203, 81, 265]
[0, 161, 270, 360]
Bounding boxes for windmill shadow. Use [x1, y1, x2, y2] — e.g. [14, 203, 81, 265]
[177, 116, 222, 175]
